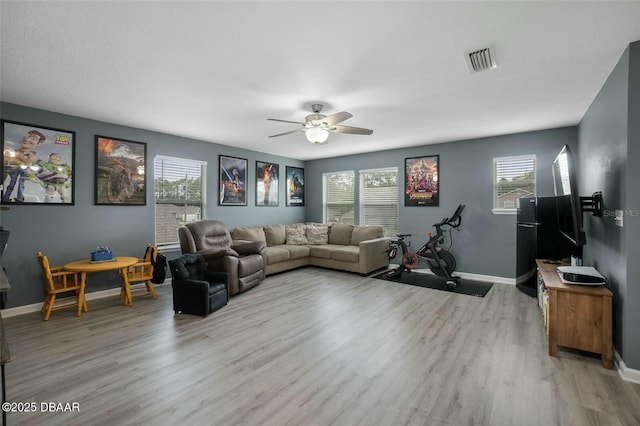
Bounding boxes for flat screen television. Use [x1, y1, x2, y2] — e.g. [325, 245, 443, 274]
[552, 145, 585, 246]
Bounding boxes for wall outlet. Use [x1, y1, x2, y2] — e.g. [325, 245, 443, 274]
[615, 210, 624, 227]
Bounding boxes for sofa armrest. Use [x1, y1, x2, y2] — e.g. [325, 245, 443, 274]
[358, 237, 391, 274]
[233, 241, 266, 256]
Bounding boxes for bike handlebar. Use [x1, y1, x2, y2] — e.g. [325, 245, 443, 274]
[432, 204, 465, 229]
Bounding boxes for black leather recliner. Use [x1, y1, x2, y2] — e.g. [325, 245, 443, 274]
[168, 254, 229, 318]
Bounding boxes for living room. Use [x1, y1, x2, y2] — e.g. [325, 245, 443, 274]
[1, 1, 640, 424]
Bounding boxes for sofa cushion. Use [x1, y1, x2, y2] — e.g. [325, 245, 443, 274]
[308, 244, 344, 259]
[306, 224, 329, 245]
[264, 224, 286, 246]
[328, 223, 354, 245]
[285, 225, 308, 245]
[232, 225, 266, 243]
[331, 246, 360, 262]
[284, 245, 310, 260]
[351, 226, 384, 245]
[331, 246, 360, 263]
[264, 246, 290, 264]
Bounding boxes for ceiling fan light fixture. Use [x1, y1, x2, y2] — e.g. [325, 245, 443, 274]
[306, 127, 329, 144]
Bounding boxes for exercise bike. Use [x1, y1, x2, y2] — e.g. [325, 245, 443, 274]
[387, 204, 465, 288]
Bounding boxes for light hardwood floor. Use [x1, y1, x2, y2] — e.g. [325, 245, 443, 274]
[4, 267, 640, 425]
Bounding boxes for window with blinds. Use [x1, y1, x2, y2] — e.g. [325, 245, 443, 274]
[323, 171, 355, 224]
[493, 155, 536, 212]
[359, 167, 398, 236]
[154, 156, 206, 246]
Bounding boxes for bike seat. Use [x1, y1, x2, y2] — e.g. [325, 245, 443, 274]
[396, 233, 412, 237]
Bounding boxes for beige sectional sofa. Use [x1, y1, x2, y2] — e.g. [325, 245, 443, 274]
[231, 223, 390, 276]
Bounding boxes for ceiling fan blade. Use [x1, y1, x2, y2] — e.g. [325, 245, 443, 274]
[330, 125, 374, 135]
[267, 118, 305, 125]
[268, 129, 303, 138]
[322, 111, 352, 126]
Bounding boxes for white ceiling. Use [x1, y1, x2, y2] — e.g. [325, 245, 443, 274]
[1, 1, 639, 161]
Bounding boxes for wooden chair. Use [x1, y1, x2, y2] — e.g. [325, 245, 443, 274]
[121, 244, 159, 303]
[37, 251, 87, 321]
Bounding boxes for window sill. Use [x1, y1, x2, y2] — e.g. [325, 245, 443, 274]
[492, 209, 517, 215]
[158, 243, 182, 252]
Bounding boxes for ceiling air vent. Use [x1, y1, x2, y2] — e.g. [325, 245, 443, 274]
[465, 47, 497, 73]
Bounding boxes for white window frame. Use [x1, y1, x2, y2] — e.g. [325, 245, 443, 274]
[359, 167, 399, 237]
[154, 155, 207, 248]
[492, 155, 536, 215]
[322, 170, 355, 224]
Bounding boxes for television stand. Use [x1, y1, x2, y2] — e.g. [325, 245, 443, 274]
[536, 259, 613, 369]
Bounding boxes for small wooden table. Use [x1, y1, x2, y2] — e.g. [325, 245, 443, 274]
[64, 256, 139, 307]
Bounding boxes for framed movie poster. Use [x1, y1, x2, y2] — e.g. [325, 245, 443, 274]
[256, 161, 279, 206]
[219, 155, 247, 206]
[95, 136, 147, 205]
[286, 166, 304, 206]
[405, 155, 439, 206]
[1, 120, 75, 205]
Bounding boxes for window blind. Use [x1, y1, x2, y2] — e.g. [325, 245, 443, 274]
[323, 171, 355, 224]
[494, 155, 536, 210]
[359, 167, 398, 236]
[154, 156, 206, 246]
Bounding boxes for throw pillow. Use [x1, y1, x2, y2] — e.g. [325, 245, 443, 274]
[306, 224, 329, 245]
[285, 226, 308, 245]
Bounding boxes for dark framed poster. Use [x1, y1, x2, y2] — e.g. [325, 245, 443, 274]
[256, 161, 279, 206]
[404, 155, 439, 206]
[219, 155, 247, 206]
[95, 136, 147, 205]
[286, 166, 304, 206]
[1, 119, 75, 205]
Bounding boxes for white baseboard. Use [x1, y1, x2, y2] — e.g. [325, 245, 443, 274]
[2, 281, 170, 318]
[615, 349, 640, 384]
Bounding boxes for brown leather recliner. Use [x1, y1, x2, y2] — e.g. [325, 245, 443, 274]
[178, 220, 266, 296]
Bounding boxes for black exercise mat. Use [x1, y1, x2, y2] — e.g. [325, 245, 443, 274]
[372, 269, 493, 297]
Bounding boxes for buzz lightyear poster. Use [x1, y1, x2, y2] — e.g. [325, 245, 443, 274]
[1, 120, 75, 205]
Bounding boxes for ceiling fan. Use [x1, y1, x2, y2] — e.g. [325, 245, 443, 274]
[268, 104, 373, 144]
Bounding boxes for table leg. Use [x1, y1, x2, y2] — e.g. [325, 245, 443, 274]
[77, 272, 88, 317]
[120, 268, 133, 306]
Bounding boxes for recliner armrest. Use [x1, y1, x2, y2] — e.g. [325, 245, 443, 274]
[233, 241, 266, 256]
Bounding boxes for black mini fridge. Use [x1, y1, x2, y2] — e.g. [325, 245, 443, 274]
[516, 196, 579, 297]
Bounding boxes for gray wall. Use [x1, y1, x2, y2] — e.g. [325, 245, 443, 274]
[626, 40, 640, 372]
[305, 127, 577, 278]
[0, 102, 304, 308]
[578, 40, 640, 370]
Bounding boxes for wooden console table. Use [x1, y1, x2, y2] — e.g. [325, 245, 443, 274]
[536, 259, 613, 369]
